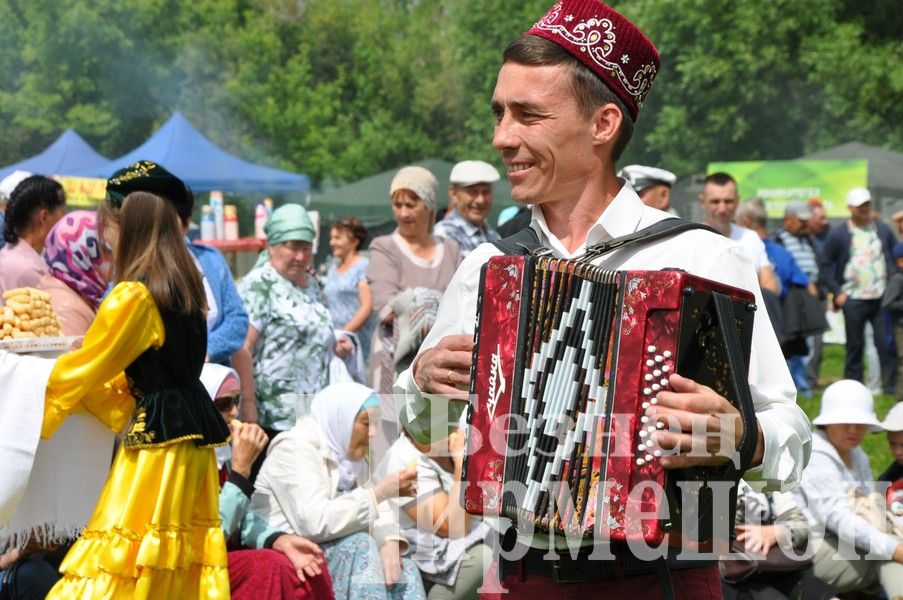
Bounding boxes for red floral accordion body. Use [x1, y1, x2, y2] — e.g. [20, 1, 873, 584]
[463, 254, 756, 547]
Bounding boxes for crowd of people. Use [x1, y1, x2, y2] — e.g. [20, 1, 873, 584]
[0, 0, 902, 599]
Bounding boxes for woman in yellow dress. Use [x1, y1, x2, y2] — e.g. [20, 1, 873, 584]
[41, 172, 231, 598]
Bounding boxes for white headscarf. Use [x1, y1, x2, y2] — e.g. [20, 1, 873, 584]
[310, 382, 379, 492]
[200, 363, 239, 469]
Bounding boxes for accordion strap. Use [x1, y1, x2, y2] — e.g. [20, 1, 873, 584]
[493, 217, 720, 258]
[712, 292, 759, 472]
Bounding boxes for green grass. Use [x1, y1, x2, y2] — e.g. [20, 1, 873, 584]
[795, 344, 896, 477]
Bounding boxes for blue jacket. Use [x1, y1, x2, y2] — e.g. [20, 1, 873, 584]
[764, 238, 809, 300]
[820, 220, 897, 297]
[188, 242, 249, 363]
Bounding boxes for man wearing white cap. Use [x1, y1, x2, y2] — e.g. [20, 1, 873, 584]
[0, 170, 32, 251]
[434, 160, 501, 257]
[822, 187, 897, 393]
[618, 164, 676, 212]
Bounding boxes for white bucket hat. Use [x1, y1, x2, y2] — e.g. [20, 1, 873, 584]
[882, 403, 903, 432]
[812, 379, 882, 431]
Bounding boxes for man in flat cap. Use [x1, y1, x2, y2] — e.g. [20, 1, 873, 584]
[434, 160, 502, 257]
[618, 164, 676, 212]
[396, 1, 810, 596]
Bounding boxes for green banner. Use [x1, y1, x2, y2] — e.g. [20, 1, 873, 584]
[706, 159, 868, 218]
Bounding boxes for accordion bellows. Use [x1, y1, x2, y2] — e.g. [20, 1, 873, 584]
[464, 255, 756, 546]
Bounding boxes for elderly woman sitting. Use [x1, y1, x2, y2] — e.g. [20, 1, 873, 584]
[795, 380, 903, 596]
[239, 204, 352, 437]
[252, 382, 426, 600]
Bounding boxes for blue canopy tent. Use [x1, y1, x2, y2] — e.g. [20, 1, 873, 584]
[74, 112, 310, 194]
[0, 129, 109, 179]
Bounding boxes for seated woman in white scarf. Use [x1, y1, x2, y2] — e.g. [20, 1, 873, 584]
[251, 382, 427, 600]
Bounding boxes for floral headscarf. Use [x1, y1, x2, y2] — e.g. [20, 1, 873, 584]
[43, 210, 109, 307]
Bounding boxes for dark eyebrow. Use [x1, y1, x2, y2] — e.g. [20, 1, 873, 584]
[491, 99, 546, 115]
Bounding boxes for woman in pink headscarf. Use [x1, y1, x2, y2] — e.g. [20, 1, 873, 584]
[37, 210, 110, 336]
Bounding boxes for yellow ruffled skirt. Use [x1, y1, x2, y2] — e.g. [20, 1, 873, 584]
[46, 441, 230, 599]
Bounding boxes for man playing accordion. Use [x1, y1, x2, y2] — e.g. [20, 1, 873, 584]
[395, 1, 811, 597]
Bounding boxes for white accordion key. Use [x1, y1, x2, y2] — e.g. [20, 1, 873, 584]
[646, 359, 654, 367]
[663, 350, 672, 358]
[643, 387, 652, 395]
[636, 458, 646, 466]
[644, 374, 653, 382]
[660, 379, 668, 387]
[647, 345, 656, 353]
[651, 383, 661, 392]
[662, 365, 670, 373]
[653, 369, 661, 377]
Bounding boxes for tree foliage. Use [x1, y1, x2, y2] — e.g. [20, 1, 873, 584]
[0, 0, 900, 185]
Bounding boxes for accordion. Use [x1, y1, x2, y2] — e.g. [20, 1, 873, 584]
[463, 253, 757, 546]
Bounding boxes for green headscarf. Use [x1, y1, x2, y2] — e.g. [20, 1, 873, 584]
[265, 203, 315, 246]
[253, 203, 317, 269]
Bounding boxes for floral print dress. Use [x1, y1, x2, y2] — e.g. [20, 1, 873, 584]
[238, 262, 335, 431]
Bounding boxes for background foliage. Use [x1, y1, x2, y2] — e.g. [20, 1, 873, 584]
[0, 0, 900, 187]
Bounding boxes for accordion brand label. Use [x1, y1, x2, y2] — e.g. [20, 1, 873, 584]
[486, 343, 505, 421]
[465, 256, 529, 515]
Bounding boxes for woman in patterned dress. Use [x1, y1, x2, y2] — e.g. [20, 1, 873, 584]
[239, 203, 353, 438]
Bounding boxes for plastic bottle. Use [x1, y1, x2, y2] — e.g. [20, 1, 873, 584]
[209, 191, 225, 240]
[200, 205, 215, 240]
[254, 202, 269, 239]
[224, 205, 239, 240]
[263, 197, 273, 218]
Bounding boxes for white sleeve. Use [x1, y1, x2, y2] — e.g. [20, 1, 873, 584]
[256, 434, 378, 542]
[697, 244, 811, 491]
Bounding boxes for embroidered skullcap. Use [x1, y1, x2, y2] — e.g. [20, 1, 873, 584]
[265, 203, 316, 245]
[390, 166, 439, 212]
[527, 0, 660, 120]
[105, 160, 191, 215]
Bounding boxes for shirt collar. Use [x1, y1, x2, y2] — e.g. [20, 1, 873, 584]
[529, 179, 645, 257]
[446, 210, 483, 237]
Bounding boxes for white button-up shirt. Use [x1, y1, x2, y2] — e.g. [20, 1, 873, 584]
[396, 182, 811, 496]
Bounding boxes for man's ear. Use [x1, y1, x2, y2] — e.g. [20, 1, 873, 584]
[591, 103, 622, 147]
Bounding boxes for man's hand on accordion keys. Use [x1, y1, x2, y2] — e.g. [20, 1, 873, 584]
[646, 373, 765, 469]
[412, 334, 473, 399]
